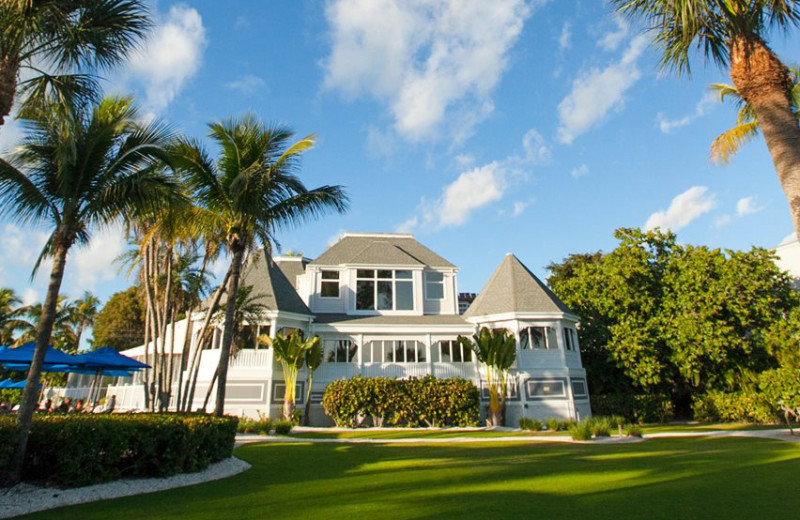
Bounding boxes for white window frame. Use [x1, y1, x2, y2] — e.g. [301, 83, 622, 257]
[355, 269, 414, 311]
[319, 270, 341, 299]
[525, 379, 567, 399]
[520, 326, 559, 350]
[323, 339, 358, 364]
[433, 340, 473, 363]
[424, 271, 445, 300]
[364, 340, 425, 364]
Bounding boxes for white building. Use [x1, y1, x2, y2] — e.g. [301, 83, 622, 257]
[114, 233, 590, 424]
[774, 237, 800, 288]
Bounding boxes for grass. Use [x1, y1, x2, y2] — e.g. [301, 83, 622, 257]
[20, 436, 800, 520]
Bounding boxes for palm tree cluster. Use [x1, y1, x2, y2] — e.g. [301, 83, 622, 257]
[0, 0, 349, 484]
[0, 288, 99, 352]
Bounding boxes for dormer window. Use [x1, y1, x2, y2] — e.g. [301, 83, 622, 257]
[425, 272, 444, 300]
[356, 269, 414, 311]
[320, 270, 340, 298]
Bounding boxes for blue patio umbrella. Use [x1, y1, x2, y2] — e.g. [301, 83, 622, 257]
[0, 342, 80, 367]
[70, 347, 150, 371]
[0, 378, 13, 388]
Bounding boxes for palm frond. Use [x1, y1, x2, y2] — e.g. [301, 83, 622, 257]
[710, 121, 760, 164]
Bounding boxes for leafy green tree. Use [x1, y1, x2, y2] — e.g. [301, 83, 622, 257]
[0, 96, 179, 483]
[0, 0, 150, 129]
[259, 331, 321, 421]
[709, 67, 800, 163]
[173, 115, 348, 417]
[612, 0, 800, 240]
[91, 287, 145, 350]
[548, 228, 796, 416]
[458, 327, 516, 427]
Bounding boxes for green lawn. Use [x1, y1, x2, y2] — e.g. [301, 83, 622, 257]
[21, 437, 800, 520]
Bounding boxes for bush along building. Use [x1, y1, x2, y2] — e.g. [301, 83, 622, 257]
[115, 233, 590, 425]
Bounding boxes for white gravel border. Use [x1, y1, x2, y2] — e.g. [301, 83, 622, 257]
[0, 457, 250, 519]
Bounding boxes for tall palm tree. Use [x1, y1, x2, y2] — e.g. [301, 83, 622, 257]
[0, 0, 150, 129]
[259, 331, 321, 421]
[0, 96, 180, 483]
[69, 291, 100, 349]
[612, 1, 800, 239]
[302, 339, 323, 426]
[457, 327, 516, 427]
[173, 115, 349, 417]
[710, 66, 800, 163]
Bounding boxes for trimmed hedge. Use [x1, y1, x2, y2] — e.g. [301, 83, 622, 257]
[591, 392, 675, 423]
[692, 390, 779, 424]
[323, 376, 479, 428]
[0, 413, 238, 487]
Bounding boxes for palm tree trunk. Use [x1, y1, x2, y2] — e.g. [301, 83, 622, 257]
[0, 54, 19, 128]
[303, 370, 313, 426]
[214, 244, 245, 416]
[730, 38, 800, 240]
[5, 242, 69, 484]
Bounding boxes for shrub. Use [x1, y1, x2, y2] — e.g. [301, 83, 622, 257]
[545, 417, 562, 431]
[273, 420, 293, 435]
[759, 368, 800, 425]
[591, 392, 674, 423]
[519, 417, 543, 431]
[624, 424, 643, 437]
[0, 413, 238, 488]
[238, 412, 271, 435]
[587, 416, 612, 437]
[692, 390, 778, 424]
[322, 376, 479, 428]
[569, 421, 593, 441]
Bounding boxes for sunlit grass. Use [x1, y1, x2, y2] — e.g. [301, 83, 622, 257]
[20, 436, 800, 520]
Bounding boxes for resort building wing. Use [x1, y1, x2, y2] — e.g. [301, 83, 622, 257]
[106, 232, 590, 424]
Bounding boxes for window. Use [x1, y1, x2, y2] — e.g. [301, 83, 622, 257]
[356, 270, 414, 311]
[519, 326, 558, 349]
[320, 271, 340, 298]
[363, 340, 425, 363]
[272, 382, 304, 403]
[431, 340, 473, 363]
[324, 339, 358, 363]
[480, 380, 519, 401]
[525, 379, 567, 399]
[425, 272, 444, 300]
[563, 327, 577, 351]
[571, 378, 588, 398]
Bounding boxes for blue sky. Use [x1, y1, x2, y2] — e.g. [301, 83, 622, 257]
[0, 0, 798, 314]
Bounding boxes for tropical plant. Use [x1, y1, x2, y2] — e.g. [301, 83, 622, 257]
[0, 95, 180, 484]
[302, 338, 323, 426]
[68, 291, 100, 348]
[709, 66, 800, 163]
[0, 0, 150, 129]
[259, 331, 320, 421]
[0, 288, 32, 345]
[173, 115, 348, 417]
[612, 0, 800, 239]
[457, 327, 517, 427]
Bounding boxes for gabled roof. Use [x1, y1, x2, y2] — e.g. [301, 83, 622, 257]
[274, 256, 308, 290]
[219, 249, 312, 316]
[310, 233, 455, 268]
[463, 253, 573, 318]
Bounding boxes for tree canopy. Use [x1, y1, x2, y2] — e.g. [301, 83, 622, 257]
[91, 286, 145, 351]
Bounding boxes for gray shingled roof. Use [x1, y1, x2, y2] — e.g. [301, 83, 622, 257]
[218, 250, 312, 315]
[313, 314, 470, 326]
[274, 257, 308, 290]
[463, 253, 573, 318]
[310, 234, 455, 268]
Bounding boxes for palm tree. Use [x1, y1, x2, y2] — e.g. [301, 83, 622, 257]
[0, 0, 150, 129]
[302, 339, 323, 426]
[0, 96, 180, 483]
[457, 327, 516, 427]
[0, 288, 32, 345]
[612, 1, 800, 239]
[173, 115, 349, 417]
[69, 291, 100, 349]
[259, 331, 321, 421]
[710, 66, 800, 163]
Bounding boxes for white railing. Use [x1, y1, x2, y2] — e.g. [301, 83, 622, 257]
[361, 363, 431, 379]
[105, 384, 146, 411]
[43, 386, 98, 401]
[231, 349, 270, 367]
[432, 362, 478, 380]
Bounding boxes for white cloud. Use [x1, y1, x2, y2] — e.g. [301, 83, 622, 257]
[395, 217, 419, 234]
[323, 0, 535, 140]
[780, 232, 797, 245]
[713, 214, 733, 229]
[521, 128, 551, 163]
[126, 4, 207, 116]
[0, 224, 49, 269]
[645, 186, 717, 232]
[657, 92, 717, 133]
[70, 225, 126, 290]
[512, 200, 532, 216]
[326, 230, 347, 248]
[427, 161, 507, 228]
[225, 74, 266, 94]
[597, 17, 629, 51]
[21, 288, 38, 306]
[571, 164, 589, 179]
[558, 22, 572, 50]
[557, 34, 648, 144]
[0, 115, 23, 156]
[736, 196, 763, 217]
